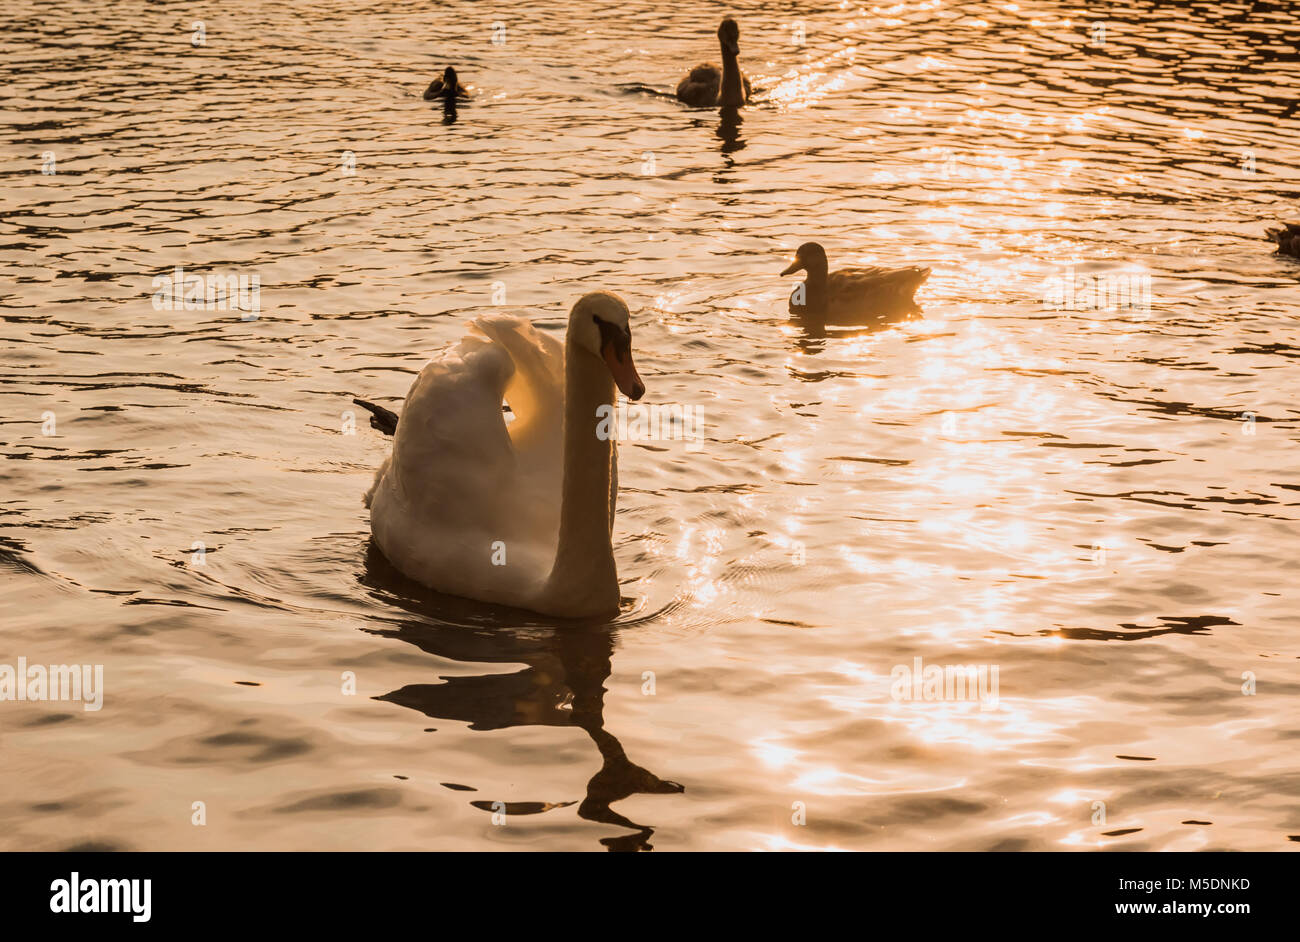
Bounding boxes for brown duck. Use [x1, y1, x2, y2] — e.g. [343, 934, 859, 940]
[781, 242, 930, 325]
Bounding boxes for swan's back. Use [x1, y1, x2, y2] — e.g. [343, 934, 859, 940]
[676, 64, 722, 107]
[675, 65, 752, 107]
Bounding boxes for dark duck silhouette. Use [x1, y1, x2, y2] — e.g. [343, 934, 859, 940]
[781, 242, 930, 326]
[423, 66, 470, 101]
[675, 18, 751, 108]
[1265, 221, 1300, 259]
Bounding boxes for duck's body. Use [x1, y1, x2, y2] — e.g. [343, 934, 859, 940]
[781, 242, 929, 325]
[362, 293, 644, 619]
[423, 66, 470, 101]
[676, 18, 751, 108]
[1265, 221, 1300, 259]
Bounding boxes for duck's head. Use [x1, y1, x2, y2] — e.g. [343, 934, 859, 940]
[718, 18, 740, 56]
[570, 292, 645, 401]
[781, 242, 828, 276]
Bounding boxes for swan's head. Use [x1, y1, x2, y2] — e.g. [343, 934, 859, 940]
[718, 18, 740, 56]
[570, 292, 645, 401]
[781, 241, 827, 276]
[443, 66, 459, 87]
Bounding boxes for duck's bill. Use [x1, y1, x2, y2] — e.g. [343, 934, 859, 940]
[603, 343, 645, 401]
[780, 261, 801, 276]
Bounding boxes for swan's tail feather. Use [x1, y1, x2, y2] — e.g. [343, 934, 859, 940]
[353, 397, 399, 436]
[1266, 222, 1299, 241]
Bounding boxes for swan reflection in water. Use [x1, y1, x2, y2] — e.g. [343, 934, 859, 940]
[362, 544, 683, 851]
[717, 105, 745, 154]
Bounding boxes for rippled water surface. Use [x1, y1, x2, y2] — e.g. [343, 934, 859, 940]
[2, 0, 1298, 851]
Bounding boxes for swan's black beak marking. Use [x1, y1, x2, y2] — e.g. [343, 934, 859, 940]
[595, 316, 645, 401]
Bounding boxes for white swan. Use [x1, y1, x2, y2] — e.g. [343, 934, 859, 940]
[363, 292, 646, 619]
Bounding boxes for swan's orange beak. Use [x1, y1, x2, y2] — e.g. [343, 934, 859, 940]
[603, 341, 645, 401]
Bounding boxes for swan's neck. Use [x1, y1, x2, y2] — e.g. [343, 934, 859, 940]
[719, 45, 744, 107]
[541, 343, 618, 615]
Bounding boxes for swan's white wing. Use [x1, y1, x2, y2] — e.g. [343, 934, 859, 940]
[379, 329, 518, 533]
[472, 314, 564, 473]
[365, 315, 566, 606]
